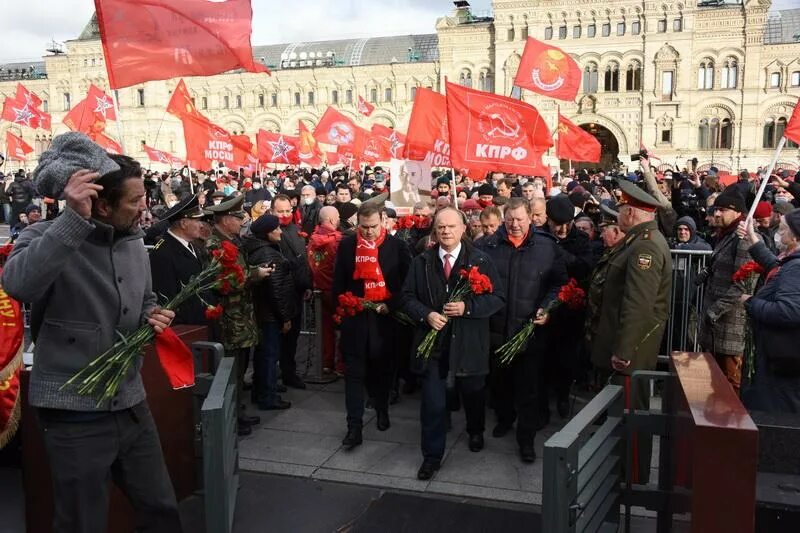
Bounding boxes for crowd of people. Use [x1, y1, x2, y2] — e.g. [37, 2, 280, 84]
[4, 131, 800, 530]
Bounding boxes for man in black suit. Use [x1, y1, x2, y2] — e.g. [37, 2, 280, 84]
[149, 194, 209, 325]
[332, 202, 412, 450]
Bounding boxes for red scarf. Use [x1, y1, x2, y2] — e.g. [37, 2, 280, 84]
[354, 228, 391, 302]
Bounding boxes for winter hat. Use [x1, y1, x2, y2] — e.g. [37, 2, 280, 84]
[753, 201, 773, 219]
[546, 195, 575, 224]
[250, 214, 280, 237]
[33, 132, 120, 198]
[477, 183, 495, 196]
[713, 187, 746, 213]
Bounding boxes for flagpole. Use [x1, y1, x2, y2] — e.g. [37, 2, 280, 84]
[151, 109, 168, 155]
[111, 90, 126, 154]
[187, 162, 195, 194]
[450, 167, 458, 206]
[746, 136, 786, 222]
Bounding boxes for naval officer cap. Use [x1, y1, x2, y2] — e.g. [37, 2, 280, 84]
[161, 194, 206, 225]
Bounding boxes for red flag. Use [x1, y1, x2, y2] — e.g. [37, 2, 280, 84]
[231, 134, 258, 169]
[182, 114, 235, 169]
[93, 132, 123, 154]
[405, 88, 450, 167]
[297, 121, 325, 166]
[86, 84, 116, 121]
[514, 37, 581, 102]
[63, 98, 106, 137]
[784, 100, 800, 146]
[371, 124, 406, 160]
[95, 0, 269, 90]
[326, 150, 357, 168]
[144, 145, 185, 167]
[15, 84, 42, 109]
[556, 114, 601, 163]
[2, 97, 42, 129]
[357, 95, 375, 117]
[445, 80, 553, 175]
[313, 107, 361, 148]
[640, 143, 661, 163]
[155, 328, 195, 389]
[167, 79, 202, 120]
[256, 130, 300, 165]
[6, 132, 33, 161]
[38, 112, 51, 131]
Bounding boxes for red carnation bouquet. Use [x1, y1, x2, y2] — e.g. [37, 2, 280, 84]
[395, 215, 430, 241]
[496, 278, 586, 365]
[63, 240, 245, 406]
[333, 291, 415, 326]
[732, 261, 764, 285]
[417, 265, 493, 360]
[732, 260, 764, 380]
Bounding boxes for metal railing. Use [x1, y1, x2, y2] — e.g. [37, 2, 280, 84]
[663, 250, 712, 358]
[297, 290, 336, 384]
[543, 385, 626, 533]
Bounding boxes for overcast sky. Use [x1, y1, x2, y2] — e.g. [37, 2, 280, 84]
[0, 0, 794, 64]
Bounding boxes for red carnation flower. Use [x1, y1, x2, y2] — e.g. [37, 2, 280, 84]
[204, 304, 224, 320]
[732, 261, 765, 283]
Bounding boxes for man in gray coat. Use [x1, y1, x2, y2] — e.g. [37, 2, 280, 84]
[3, 133, 182, 533]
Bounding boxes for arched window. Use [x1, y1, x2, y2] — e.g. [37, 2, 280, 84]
[479, 70, 493, 92]
[770, 72, 781, 88]
[604, 62, 620, 92]
[699, 116, 733, 150]
[721, 59, 738, 89]
[459, 69, 473, 88]
[697, 61, 714, 90]
[625, 61, 642, 91]
[507, 26, 515, 42]
[583, 62, 599, 93]
[766, 116, 800, 148]
[792, 71, 800, 87]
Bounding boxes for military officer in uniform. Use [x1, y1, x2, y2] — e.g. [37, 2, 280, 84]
[205, 195, 271, 435]
[149, 194, 209, 325]
[586, 179, 672, 484]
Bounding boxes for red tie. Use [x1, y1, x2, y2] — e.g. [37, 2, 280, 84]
[443, 253, 452, 280]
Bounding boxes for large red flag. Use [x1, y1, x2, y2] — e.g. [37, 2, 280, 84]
[183, 114, 235, 169]
[357, 95, 375, 117]
[313, 107, 362, 149]
[166, 79, 202, 120]
[86, 84, 116, 121]
[94, 0, 269, 90]
[144, 145, 185, 167]
[445, 81, 553, 175]
[514, 38, 581, 102]
[15, 83, 42, 109]
[256, 130, 300, 165]
[62, 98, 106, 137]
[6, 132, 33, 161]
[2, 97, 42, 129]
[371, 124, 406, 160]
[405, 88, 450, 167]
[93, 132, 123, 155]
[297, 121, 325, 166]
[784, 101, 800, 146]
[556, 114, 601, 163]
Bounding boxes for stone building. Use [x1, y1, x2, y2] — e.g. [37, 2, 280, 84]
[1, 0, 799, 174]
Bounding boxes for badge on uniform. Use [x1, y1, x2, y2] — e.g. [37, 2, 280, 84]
[637, 254, 653, 270]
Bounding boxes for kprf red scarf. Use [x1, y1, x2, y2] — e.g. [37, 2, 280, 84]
[354, 228, 391, 302]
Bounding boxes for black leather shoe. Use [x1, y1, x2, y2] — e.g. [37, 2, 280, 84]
[468, 434, 484, 452]
[283, 376, 306, 390]
[520, 444, 536, 463]
[376, 410, 391, 431]
[492, 423, 512, 438]
[258, 400, 291, 411]
[557, 399, 571, 419]
[342, 427, 363, 450]
[417, 460, 440, 480]
[238, 415, 260, 426]
[238, 424, 252, 437]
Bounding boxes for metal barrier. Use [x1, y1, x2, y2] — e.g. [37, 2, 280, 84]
[297, 290, 336, 384]
[191, 341, 226, 488]
[200, 355, 239, 533]
[543, 385, 626, 533]
[663, 249, 712, 358]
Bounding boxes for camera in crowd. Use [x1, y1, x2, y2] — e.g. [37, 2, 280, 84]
[630, 149, 649, 162]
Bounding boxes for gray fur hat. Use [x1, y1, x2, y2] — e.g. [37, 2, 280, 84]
[33, 132, 120, 198]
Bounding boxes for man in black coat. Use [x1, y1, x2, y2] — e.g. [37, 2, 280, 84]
[271, 194, 313, 389]
[299, 185, 322, 236]
[241, 214, 294, 411]
[543, 195, 598, 422]
[478, 197, 568, 463]
[403, 208, 504, 480]
[148, 194, 209, 325]
[332, 202, 412, 450]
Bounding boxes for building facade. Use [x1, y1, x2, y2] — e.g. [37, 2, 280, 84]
[1, 0, 799, 173]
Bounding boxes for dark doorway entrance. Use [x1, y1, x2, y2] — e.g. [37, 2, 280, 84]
[559, 123, 620, 173]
